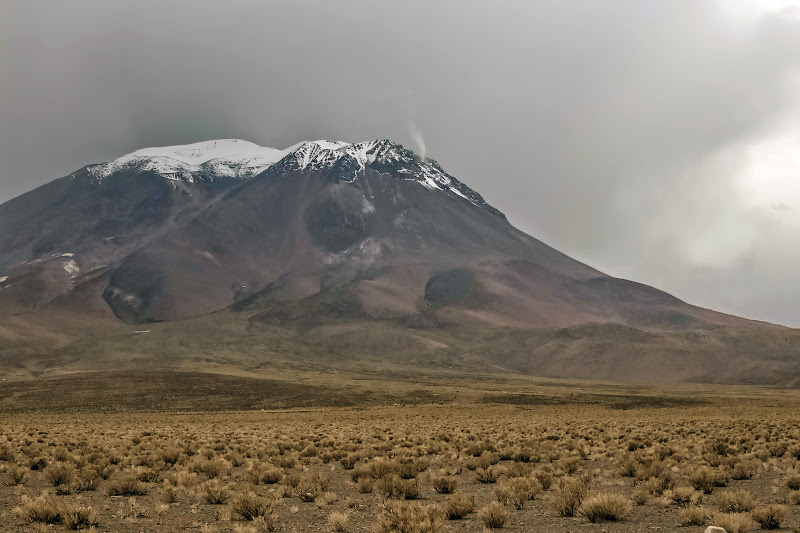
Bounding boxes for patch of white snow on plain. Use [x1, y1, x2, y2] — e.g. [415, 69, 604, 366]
[0, 276, 7, 284]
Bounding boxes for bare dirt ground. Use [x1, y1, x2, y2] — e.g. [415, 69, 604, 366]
[2, 379, 800, 532]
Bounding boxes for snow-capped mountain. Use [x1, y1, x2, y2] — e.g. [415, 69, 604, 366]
[81, 137, 499, 214]
[0, 137, 508, 306]
[0, 137, 749, 328]
[5, 136, 792, 386]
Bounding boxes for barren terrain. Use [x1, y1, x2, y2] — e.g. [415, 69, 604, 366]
[3, 372, 800, 532]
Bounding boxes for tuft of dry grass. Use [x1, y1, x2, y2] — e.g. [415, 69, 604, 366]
[0, 445, 15, 462]
[200, 479, 230, 504]
[671, 485, 703, 507]
[6, 464, 28, 486]
[678, 504, 709, 526]
[494, 476, 542, 509]
[62, 506, 100, 530]
[477, 501, 508, 529]
[442, 492, 474, 520]
[376, 475, 420, 500]
[716, 489, 757, 513]
[197, 458, 228, 479]
[689, 466, 721, 494]
[13, 492, 62, 524]
[229, 491, 275, 521]
[579, 493, 632, 522]
[731, 460, 758, 480]
[327, 511, 348, 532]
[431, 475, 457, 494]
[713, 512, 755, 533]
[44, 462, 77, 487]
[751, 504, 787, 529]
[357, 477, 373, 493]
[475, 466, 503, 484]
[552, 475, 589, 517]
[161, 484, 181, 503]
[374, 500, 444, 533]
[107, 473, 148, 496]
[247, 463, 284, 485]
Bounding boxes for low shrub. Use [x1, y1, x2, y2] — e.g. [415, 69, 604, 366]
[494, 477, 542, 509]
[751, 504, 787, 529]
[579, 493, 632, 522]
[431, 475, 457, 494]
[328, 511, 348, 532]
[713, 512, 756, 533]
[442, 493, 474, 520]
[689, 466, 719, 494]
[44, 463, 77, 487]
[552, 475, 588, 517]
[201, 479, 230, 504]
[230, 491, 275, 521]
[717, 489, 757, 513]
[376, 475, 420, 500]
[107, 474, 147, 496]
[671, 485, 702, 507]
[6, 465, 28, 486]
[374, 500, 444, 533]
[62, 506, 100, 530]
[475, 466, 503, 484]
[14, 492, 62, 524]
[678, 504, 709, 526]
[731, 460, 757, 480]
[477, 501, 508, 529]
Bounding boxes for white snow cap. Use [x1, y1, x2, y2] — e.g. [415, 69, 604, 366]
[83, 138, 483, 208]
[283, 140, 481, 206]
[129, 139, 279, 165]
[87, 139, 287, 182]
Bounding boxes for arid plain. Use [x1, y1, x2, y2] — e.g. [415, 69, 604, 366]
[3, 361, 800, 532]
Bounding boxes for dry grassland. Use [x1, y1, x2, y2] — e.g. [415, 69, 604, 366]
[3, 393, 800, 532]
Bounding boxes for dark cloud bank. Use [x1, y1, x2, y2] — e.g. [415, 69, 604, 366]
[2, 0, 800, 325]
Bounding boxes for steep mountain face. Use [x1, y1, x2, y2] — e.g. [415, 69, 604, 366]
[0, 140, 284, 309]
[3, 136, 792, 386]
[1, 138, 749, 328]
[2, 137, 733, 329]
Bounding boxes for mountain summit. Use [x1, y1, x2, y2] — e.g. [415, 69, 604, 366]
[87, 139, 286, 182]
[1, 138, 798, 385]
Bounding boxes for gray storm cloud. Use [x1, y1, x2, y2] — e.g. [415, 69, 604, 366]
[2, 0, 800, 326]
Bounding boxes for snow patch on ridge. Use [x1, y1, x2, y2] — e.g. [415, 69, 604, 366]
[276, 140, 486, 208]
[86, 139, 287, 182]
[62, 258, 80, 277]
[129, 139, 270, 165]
[79, 137, 494, 213]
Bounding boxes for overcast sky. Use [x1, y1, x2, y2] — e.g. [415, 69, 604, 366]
[2, 0, 800, 326]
